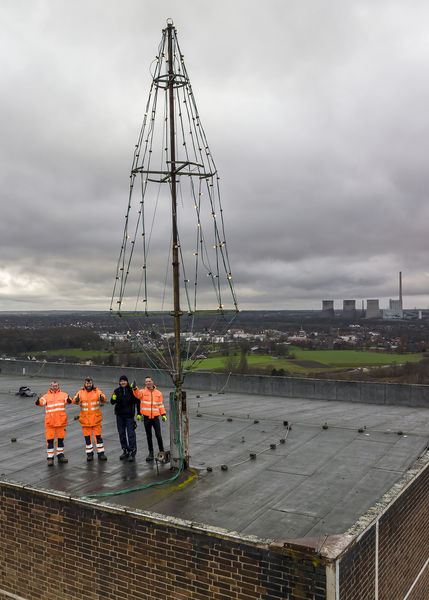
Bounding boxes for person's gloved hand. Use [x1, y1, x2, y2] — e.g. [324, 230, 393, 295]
[137, 414, 142, 421]
[161, 414, 167, 422]
[130, 381, 137, 389]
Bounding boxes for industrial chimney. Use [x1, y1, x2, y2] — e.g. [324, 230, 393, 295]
[399, 271, 403, 311]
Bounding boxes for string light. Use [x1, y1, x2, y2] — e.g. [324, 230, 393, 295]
[112, 23, 238, 320]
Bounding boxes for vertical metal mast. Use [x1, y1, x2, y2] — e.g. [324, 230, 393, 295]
[167, 22, 181, 388]
[113, 19, 237, 468]
[167, 20, 188, 469]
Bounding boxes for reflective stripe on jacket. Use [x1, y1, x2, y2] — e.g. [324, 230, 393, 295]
[38, 388, 70, 428]
[73, 387, 106, 427]
[134, 386, 166, 418]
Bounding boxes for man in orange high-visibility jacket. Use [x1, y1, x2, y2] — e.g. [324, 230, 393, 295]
[35, 380, 72, 466]
[73, 377, 108, 462]
[133, 377, 167, 462]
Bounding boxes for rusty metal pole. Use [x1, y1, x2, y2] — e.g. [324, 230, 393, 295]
[167, 21, 189, 469]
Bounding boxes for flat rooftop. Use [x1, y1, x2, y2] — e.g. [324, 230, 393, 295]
[1, 373, 428, 541]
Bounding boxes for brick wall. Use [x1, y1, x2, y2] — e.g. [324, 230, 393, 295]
[3, 460, 428, 600]
[0, 482, 327, 600]
[338, 528, 376, 599]
[377, 463, 429, 600]
[339, 460, 429, 600]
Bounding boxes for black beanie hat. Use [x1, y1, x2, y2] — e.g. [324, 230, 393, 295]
[119, 375, 129, 383]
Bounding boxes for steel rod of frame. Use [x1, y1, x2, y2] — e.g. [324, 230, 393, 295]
[167, 23, 188, 469]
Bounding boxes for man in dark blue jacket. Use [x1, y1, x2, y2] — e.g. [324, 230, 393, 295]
[111, 375, 139, 462]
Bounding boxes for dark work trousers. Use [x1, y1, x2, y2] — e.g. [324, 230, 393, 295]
[116, 415, 137, 456]
[143, 415, 164, 454]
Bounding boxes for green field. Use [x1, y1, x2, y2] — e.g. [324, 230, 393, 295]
[33, 348, 110, 359]
[184, 346, 424, 375]
[24, 346, 425, 376]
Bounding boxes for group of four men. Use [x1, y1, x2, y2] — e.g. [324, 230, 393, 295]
[35, 374, 166, 466]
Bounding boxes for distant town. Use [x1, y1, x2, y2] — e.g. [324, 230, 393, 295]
[1, 308, 429, 384]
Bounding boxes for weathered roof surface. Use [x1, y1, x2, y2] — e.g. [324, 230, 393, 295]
[1, 373, 428, 541]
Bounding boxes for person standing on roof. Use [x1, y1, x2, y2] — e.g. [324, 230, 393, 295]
[134, 376, 167, 462]
[35, 380, 72, 466]
[111, 375, 139, 462]
[73, 377, 107, 462]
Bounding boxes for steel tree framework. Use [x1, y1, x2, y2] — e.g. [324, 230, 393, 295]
[111, 19, 238, 469]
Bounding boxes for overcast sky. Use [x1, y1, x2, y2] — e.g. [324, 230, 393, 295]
[1, 0, 429, 312]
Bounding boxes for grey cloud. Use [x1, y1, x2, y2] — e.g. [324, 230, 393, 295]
[1, 0, 429, 310]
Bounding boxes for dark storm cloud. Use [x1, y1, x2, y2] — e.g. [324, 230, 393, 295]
[1, 0, 429, 310]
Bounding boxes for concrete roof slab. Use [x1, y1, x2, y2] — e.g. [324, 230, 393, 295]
[1, 373, 429, 542]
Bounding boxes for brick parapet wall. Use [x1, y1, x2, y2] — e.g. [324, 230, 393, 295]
[339, 528, 376, 599]
[339, 452, 429, 599]
[377, 462, 429, 599]
[0, 480, 327, 600]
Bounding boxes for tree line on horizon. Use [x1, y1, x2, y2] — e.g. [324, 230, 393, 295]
[0, 327, 103, 355]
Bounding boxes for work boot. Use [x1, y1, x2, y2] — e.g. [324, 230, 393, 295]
[127, 454, 135, 462]
[98, 452, 107, 461]
[146, 453, 154, 462]
[47, 458, 54, 467]
[86, 452, 94, 462]
[119, 451, 129, 460]
[57, 454, 68, 464]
